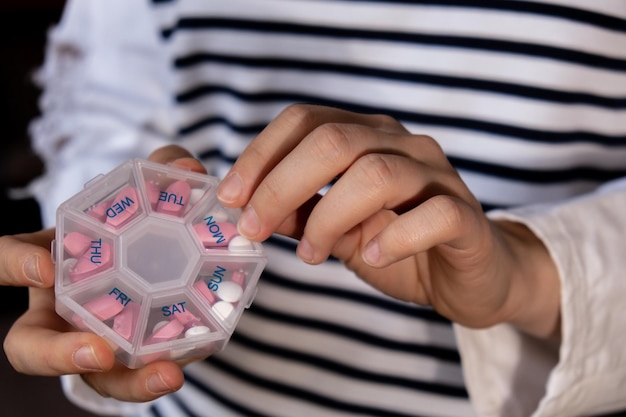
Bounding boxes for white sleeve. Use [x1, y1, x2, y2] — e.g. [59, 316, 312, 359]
[31, 0, 171, 415]
[28, 0, 174, 228]
[61, 375, 153, 416]
[455, 177, 626, 417]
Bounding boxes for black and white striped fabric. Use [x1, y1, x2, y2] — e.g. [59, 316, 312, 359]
[140, 1, 626, 416]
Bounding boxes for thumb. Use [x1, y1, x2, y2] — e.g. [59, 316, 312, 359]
[0, 229, 56, 288]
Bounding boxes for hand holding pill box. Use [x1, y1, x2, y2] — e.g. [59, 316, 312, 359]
[53, 159, 267, 369]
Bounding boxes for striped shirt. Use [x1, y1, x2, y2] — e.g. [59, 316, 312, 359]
[142, 1, 626, 416]
[33, 1, 626, 416]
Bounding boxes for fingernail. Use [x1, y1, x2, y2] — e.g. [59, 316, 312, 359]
[147, 372, 174, 395]
[238, 205, 260, 239]
[217, 172, 243, 204]
[23, 255, 44, 286]
[73, 345, 103, 372]
[362, 239, 381, 265]
[297, 237, 315, 263]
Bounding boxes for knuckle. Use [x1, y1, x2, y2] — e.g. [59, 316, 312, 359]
[391, 223, 419, 250]
[279, 103, 318, 128]
[38, 338, 66, 375]
[81, 373, 112, 398]
[3, 333, 24, 373]
[429, 195, 465, 231]
[242, 138, 268, 163]
[260, 174, 286, 206]
[414, 134, 446, 157]
[371, 113, 404, 131]
[355, 154, 396, 189]
[0, 234, 9, 249]
[147, 144, 190, 163]
[0, 236, 15, 272]
[309, 123, 352, 168]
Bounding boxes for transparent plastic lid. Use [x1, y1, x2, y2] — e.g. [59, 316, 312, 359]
[54, 159, 267, 368]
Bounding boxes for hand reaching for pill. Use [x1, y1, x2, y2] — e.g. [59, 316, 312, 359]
[216, 104, 560, 339]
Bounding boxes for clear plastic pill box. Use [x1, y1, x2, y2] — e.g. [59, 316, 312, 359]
[53, 159, 267, 369]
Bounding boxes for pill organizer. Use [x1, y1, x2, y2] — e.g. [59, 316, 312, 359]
[53, 159, 267, 369]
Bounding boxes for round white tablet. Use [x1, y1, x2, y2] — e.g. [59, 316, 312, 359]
[213, 301, 234, 320]
[208, 210, 230, 222]
[189, 188, 205, 205]
[228, 235, 254, 252]
[216, 281, 243, 302]
[63, 258, 78, 274]
[184, 325, 211, 338]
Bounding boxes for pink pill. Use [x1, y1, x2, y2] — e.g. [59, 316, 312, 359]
[86, 199, 111, 222]
[194, 280, 217, 304]
[69, 241, 113, 282]
[156, 180, 191, 216]
[193, 221, 238, 248]
[105, 186, 140, 228]
[231, 270, 246, 286]
[113, 302, 141, 340]
[63, 232, 93, 258]
[174, 310, 202, 328]
[147, 319, 184, 344]
[83, 293, 125, 321]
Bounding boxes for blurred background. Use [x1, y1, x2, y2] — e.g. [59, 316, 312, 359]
[0, 1, 99, 416]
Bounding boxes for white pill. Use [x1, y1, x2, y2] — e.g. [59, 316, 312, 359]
[206, 210, 230, 222]
[185, 325, 211, 338]
[228, 235, 254, 252]
[213, 301, 234, 320]
[152, 320, 169, 333]
[189, 188, 205, 205]
[216, 281, 243, 302]
[62, 258, 78, 274]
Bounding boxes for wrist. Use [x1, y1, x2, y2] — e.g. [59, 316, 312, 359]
[495, 220, 561, 339]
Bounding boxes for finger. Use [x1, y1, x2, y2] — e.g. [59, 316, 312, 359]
[271, 193, 322, 240]
[82, 360, 184, 402]
[0, 229, 56, 287]
[362, 194, 486, 268]
[148, 145, 206, 174]
[4, 289, 116, 376]
[217, 104, 405, 208]
[296, 153, 439, 264]
[236, 123, 400, 241]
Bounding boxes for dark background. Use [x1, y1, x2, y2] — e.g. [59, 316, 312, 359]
[0, 1, 99, 416]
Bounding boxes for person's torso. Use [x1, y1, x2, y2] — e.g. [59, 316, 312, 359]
[142, 1, 626, 416]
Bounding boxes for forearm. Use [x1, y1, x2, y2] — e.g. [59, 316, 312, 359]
[457, 176, 626, 417]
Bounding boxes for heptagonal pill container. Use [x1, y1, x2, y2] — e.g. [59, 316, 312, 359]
[53, 159, 267, 369]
